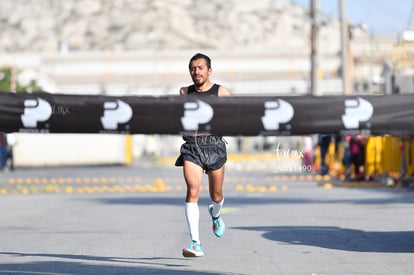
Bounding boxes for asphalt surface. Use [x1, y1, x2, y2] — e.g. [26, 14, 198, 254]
[0, 163, 413, 275]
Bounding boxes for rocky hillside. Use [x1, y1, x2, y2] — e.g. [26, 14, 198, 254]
[0, 0, 340, 53]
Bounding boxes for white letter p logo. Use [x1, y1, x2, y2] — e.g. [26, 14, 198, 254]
[181, 100, 214, 131]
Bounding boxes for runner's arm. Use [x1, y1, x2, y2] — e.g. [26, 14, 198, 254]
[180, 87, 188, 96]
[218, 86, 231, 97]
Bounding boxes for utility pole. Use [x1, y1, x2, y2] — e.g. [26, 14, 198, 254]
[339, 0, 350, 95]
[10, 47, 17, 93]
[310, 0, 320, 96]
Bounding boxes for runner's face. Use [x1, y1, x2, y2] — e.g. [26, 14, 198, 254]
[189, 58, 211, 87]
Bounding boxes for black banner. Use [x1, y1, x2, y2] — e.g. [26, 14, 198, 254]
[0, 92, 413, 136]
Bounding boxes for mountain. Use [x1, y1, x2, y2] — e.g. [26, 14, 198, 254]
[0, 0, 340, 54]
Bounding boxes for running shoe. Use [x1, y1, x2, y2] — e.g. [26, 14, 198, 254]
[182, 241, 204, 257]
[208, 204, 225, 237]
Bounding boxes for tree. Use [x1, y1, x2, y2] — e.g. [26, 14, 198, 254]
[0, 67, 43, 93]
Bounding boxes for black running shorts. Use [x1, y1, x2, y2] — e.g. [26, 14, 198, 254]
[175, 136, 227, 173]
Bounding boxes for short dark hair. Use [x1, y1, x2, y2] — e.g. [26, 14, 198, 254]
[188, 53, 211, 70]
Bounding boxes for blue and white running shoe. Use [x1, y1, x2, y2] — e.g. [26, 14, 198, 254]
[209, 204, 225, 237]
[182, 241, 204, 257]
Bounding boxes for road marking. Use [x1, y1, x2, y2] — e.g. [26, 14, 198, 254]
[268, 185, 277, 192]
[323, 183, 333, 189]
[1, 174, 344, 195]
[220, 207, 239, 214]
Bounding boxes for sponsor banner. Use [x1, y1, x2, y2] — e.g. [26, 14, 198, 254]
[0, 92, 413, 136]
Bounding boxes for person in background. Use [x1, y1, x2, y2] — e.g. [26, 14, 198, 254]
[303, 136, 313, 167]
[350, 134, 365, 180]
[7, 133, 16, 171]
[318, 134, 331, 175]
[0, 132, 8, 170]
[398, 136, 407, 183]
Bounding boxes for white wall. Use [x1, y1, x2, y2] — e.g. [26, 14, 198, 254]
[13, 133, 128, 167]
[10, 133, 304, 167]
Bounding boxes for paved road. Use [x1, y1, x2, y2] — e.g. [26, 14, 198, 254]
[0, 164, 413, 275]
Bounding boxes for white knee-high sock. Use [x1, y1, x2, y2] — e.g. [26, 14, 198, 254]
[185, 202, 200, 243]
[212, 198, 224, 218]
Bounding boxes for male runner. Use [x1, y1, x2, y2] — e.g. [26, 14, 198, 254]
[175, 53, 231, 257]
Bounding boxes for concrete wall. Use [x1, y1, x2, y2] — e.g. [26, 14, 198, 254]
[12, 133, 130, 167]
[9, 133, 304, 167]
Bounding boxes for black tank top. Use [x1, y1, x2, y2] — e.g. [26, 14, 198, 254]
[187, 84, 219, 97]
[183, 83, 220, 140]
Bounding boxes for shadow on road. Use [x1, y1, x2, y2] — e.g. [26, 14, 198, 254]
[232, 226, 414, 253]
[93, 194, 414, 206]
[0, 252, 224, 275]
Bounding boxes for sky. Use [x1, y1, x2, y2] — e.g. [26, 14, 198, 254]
[291, 0, 414, 35]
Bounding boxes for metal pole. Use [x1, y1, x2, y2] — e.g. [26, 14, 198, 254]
[339, 0, 349, 95]
[10, 47, 17, 93]
[310, 0, 320, 96]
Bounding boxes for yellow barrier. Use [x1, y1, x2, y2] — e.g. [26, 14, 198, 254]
[365, 136, 414, 178]
[364, 136, 382, 176]
[124, 134, 133, 165]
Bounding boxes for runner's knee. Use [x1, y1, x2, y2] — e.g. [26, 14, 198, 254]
[210, 190, 223, 203]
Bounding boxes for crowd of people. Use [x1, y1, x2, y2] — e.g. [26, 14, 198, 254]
[312, 134, 413, 186]
[315, 134, 367, 181]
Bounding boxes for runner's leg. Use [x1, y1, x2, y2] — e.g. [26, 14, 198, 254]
[208, 166, 226, 237]
[183, 160, 203, 243]
[208, 166, 225, 217]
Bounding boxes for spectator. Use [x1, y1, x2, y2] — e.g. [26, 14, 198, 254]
[0, 132, 8, 170]
[398, 136, 407, 183]
[342, 135, 352, 181]
[350, 134, 365, 180]
[318, 134, 331, 175]
[7, 133, 16, 171]
[303, 135, 313, 167]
